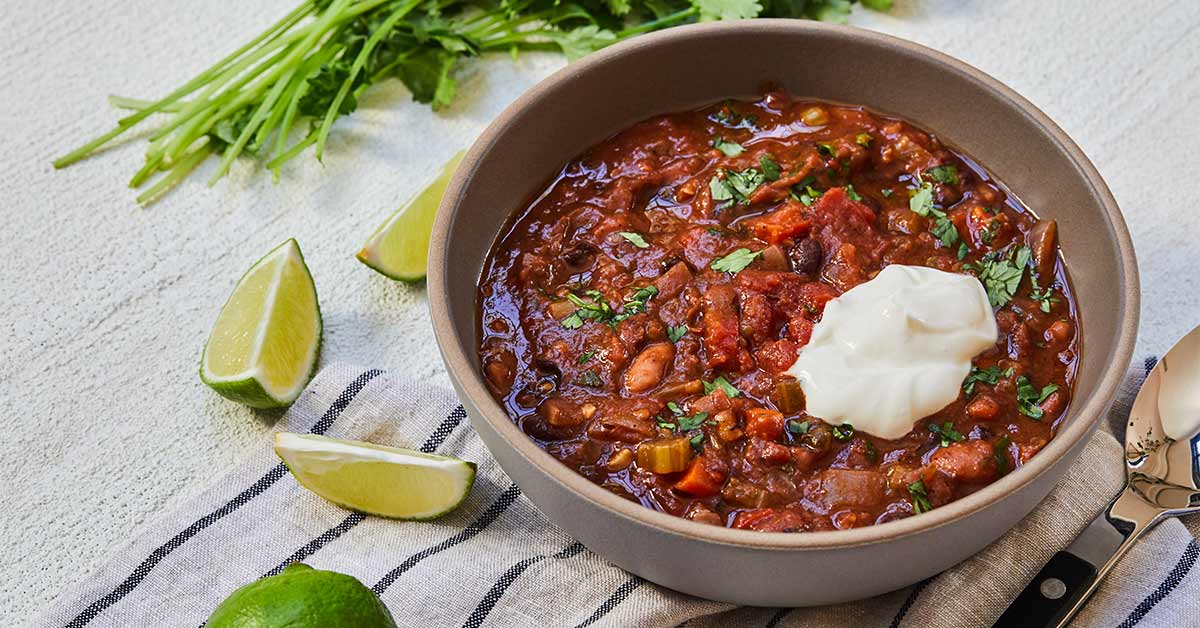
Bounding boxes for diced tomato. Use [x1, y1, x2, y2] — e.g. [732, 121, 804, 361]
[787, 316, 814, 347]
[731, 508, 806, 532]
[744, 203, 812, 245]
[755, 339, 797, 373]
[702, 285, 742, 370]
[812, 186, 875, 225]
[744, 408, 785, 441]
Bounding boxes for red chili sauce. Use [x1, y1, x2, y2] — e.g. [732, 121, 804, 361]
[477, 89, 1080, 532]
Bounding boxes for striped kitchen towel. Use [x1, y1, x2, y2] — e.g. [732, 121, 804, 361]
[32, 362, 1200, 628]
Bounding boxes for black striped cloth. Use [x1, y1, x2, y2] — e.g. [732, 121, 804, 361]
[33, 363, 1199, 627]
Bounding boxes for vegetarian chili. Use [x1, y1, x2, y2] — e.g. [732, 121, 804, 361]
[477, 89, 1080, 532]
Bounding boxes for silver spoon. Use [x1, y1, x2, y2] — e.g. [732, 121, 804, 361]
[994, 324, 1200, 627]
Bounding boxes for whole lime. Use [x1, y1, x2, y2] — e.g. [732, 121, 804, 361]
[206, 563, 397, 628]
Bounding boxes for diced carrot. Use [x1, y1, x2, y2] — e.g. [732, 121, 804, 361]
[745, 408, 785, 441]
[744, 204, 812, 245]
[673, 456, 726, 497]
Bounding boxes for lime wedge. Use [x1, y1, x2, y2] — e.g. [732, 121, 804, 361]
[274, 433, 476, 519]
[201, 239, 322, 409]
[356, 150, 465, 282]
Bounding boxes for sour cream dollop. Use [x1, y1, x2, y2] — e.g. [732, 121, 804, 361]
[786, 264, 998, 439]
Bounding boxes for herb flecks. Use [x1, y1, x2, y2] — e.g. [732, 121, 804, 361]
[928, 421, 964, 447]
[561, 285, 658, 330]
[618, 231, 649, 248]
[711, 248, 762, 274]
[667, 324, 688, 343]
[965, 246, 1032, 307]
[908, 479, 933, 514]
[909, 181, 958, 248]
[1016, 376, 1058, 420]
[703, 375, 741, 398]
[832, 424, 855, 441]
[712, 136, 745, 157]
[962, 365, 1013, 397]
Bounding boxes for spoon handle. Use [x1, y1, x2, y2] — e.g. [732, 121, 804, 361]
[993, 488, 1158, 628]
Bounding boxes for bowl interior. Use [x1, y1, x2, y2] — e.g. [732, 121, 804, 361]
[430, 20, 1138, 548]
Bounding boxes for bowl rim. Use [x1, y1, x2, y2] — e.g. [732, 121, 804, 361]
[428, 19, 1140, 551]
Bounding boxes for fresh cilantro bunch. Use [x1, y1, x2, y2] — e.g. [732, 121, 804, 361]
[53, 0, 890, 204]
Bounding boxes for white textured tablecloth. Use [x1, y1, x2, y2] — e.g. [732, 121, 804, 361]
[2, 0, 1199, 622]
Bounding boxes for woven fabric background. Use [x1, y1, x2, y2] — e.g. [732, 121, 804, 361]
[31, 364, 1200, 627]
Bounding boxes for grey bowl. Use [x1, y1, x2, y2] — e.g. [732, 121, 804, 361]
[428, 19, 1139, 606]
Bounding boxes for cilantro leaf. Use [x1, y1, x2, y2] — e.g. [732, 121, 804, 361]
[693, 0, 763, 21]
[1029, 275, 1059, 313]
[577, 349, 597, 364]
[710, 176, 734, 203]
[962, 364, 1013, 396]
[881, 188, 894, 198]
[667, 324, 688, 343]
[928, 421, 964, 447]
[710, 248, 762, 273]
[957, 242, 969, 260]
[677, 411, 710, 431]
[703, 374, 741, 397]
[908, 479, 933, 513]
[832, 423, 855, 441]
[543, 25, 618, 62]
[909, 181, 935, 216]
[930, 213, 959, 248]
[994, 435, 1012, 475]
[968, 246, 1032, 307]
[1016, 376, 1058, 420]
[844, 184, 862, 201]
[760, 155, 782, 181]
[724, 167, 766, 202]
[855, 133, 873, 147]
[926, 164, 960, 185]
[618, 231, 650, 248]
[712, 136, 745, 157]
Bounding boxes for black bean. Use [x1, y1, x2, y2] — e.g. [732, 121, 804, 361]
[788, 237, 823, 275]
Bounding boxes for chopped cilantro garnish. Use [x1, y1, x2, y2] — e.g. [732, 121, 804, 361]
[855, 133, 873, 147]
[817, 142, 835, 157]
[577, 370, 603, 388]
[909, 181, 957, 247]
[677, 411, 710, 431]
[845, 184, 862, 201]
[881, 188, 894, 198]
[966, 246, 1031, 307]
[787, 419, 810, 435]
[926, 164, 960, 185]
[957, 242, 969, 260]
[928, 421, 964, 447]
[710, 248, 762, 274]
[703, 374, 741, 398]
[618, 231, 649, 248]
[1016, 376, 1058, 420]
[979, 223, 997, 244]
[909, 181, 935, 216]
[667, 324, 688, 343]
[561, 285, 657, 329]
[832, 424, 855, 441]
[657, 416, 676, 431]
[577, 349, 597, 364]
[706, 227, 726, 237]
[908, 479, 933, 514]
[760, 154, 782, 181]
[689, 432, 705, 451]
[798, 184, 823, 206]
[1029, 275, 1059, 313]
[994, 435, 1012, 475]
[710, 167, 765, 205]
[962, 365, 1013, 397]
[667, 401, 684, 416]
[712, 136, 745, 157]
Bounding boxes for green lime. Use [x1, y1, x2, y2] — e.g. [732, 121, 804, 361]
[200, 239, 322, 409]
[275, 432, 476, 519]
[356, 150, 465, 282]
[206, 563, 396, 628]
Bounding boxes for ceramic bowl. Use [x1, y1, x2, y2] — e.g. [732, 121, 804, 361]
[428, 19, 1138, 606]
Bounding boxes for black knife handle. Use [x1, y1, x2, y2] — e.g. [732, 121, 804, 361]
[993, 551, 1097, 628]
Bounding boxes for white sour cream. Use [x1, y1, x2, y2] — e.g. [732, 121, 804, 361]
[786, 264, 998, 439]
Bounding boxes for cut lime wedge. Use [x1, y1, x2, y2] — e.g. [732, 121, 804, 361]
[274, 433, 477, 519]
[356, 150, 465, 282]
[201, 239, 322, 409]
